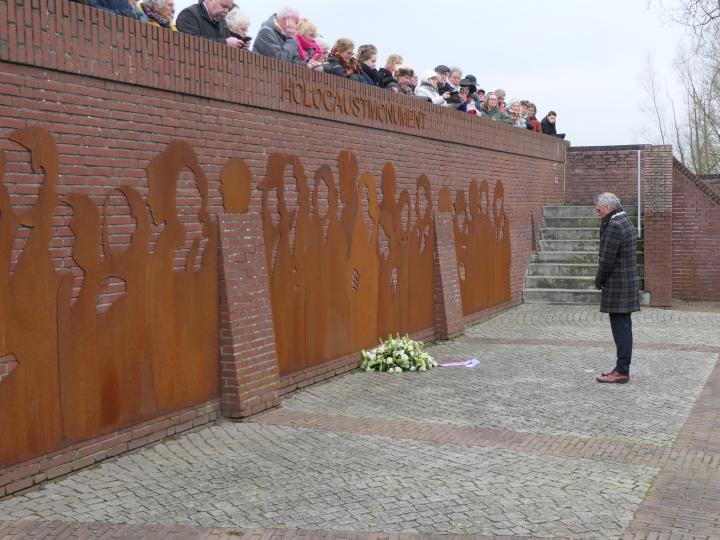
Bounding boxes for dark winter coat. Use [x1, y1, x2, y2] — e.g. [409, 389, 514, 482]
[376, 68, 397, 89]
[359, 63, 380, 86]
[176, 0, 229, 43]
[595, 208, 640, 313]
[323, 57, 364, 83]
[541, 116, 557, 135]
[89, 0, 138, 18]
[252, 15, 303, 64]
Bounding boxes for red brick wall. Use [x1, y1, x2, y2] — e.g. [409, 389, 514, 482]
[672, 162, 720, 300]
[640, 146, 675, 307]
[0, 0, 566, 493]
[565, 146, 643, 206]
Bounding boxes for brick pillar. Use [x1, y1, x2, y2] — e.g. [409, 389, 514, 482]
[641, 145, 674, 307]
[433, 210, 464, 340]
[218, 213, 281, 418]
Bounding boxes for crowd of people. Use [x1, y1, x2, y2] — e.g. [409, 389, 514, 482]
[76, 0, 566, 139]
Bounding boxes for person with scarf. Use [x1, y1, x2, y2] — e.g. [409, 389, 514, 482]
[356, 44, 381, 86]
[323, 38, 364, 83]
[138, 0, 176, 30]
[394, 66, 417, 96]
[296, 18, 324, 63]
[377, 54, 403, 89]
[526, 103, 542, 133]
[593, 192, 640, 384]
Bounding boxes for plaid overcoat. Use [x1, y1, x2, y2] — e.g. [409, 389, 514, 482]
[595, 209, 640, 313]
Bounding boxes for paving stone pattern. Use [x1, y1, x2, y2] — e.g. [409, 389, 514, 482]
[1, 304, 719, 539]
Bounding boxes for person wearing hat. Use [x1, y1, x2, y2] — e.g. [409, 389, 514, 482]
[434, 64, 453, 95]
[415, 70, 450, 104]
[394, 66, 417, 96]
[464, 74, 482, 108]
[457, 78, 479, 114]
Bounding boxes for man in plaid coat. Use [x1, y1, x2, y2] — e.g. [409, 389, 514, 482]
[594, 192, 640, 384]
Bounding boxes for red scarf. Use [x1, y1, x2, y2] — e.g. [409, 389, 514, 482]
[297, 34, 323, 61]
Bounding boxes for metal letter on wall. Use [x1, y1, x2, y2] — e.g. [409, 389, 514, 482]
[0, 129, 219, 467]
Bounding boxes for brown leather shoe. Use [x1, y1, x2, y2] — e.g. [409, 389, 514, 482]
[596, 370, 629, 384]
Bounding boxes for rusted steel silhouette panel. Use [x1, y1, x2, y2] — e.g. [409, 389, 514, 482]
[451, 179, 512, 316]
[0, 129, 219, 467]
[261, 152, 438, 376]
[0, 128, 63, 466]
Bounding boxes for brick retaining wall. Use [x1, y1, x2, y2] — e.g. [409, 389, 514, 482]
[0, 0, 567, 493]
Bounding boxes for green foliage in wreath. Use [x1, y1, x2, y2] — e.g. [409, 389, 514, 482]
[359, 335, 438, 373]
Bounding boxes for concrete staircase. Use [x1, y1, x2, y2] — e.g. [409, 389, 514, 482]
[523, 206, 649, 305]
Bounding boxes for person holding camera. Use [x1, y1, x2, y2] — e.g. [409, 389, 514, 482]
[226, 7, 252, 49]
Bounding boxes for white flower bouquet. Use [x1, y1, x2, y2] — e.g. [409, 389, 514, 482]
[359, 335, 438, 373]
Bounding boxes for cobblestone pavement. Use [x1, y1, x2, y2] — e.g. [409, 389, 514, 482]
[1, 304, 719, 539]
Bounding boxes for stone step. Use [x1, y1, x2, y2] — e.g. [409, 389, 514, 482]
[540, 239, 601, 251]
[528, 263, 599, 277]
[540, 239, 645, 252]
[532, 251, 645, 264]
[532, 251, 600, 264]
[543, 205, 639, 218]
[541, 228, 599, 240]
[525, 275, 645, 290]
[527, 263, 646, 277]
[523, 288, 651, 305]
[543, 216, 639, 228]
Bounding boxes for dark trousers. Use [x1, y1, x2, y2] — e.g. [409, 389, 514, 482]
[609, 313, 633, 375]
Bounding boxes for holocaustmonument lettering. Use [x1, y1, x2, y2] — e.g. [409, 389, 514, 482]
[280, 77, 428, 129]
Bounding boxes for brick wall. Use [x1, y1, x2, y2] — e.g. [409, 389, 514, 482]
[565, 145, 720, 306]
[0, 0, 566, 493]
[641, 146, 675, 306]
[672, 162, 720, 300]
[565, 146, 643, 206]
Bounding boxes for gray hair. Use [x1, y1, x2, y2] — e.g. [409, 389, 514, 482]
[226, 7, 250, 31]
[277, 6, 300, 20]
[595, 192, 621, 209]
[146, 0, 169, 8]
[449, 66, 462, 78]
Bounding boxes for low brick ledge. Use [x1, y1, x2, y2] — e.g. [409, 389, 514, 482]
[0, 399, 221, 499]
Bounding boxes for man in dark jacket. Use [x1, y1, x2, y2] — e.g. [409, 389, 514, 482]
[540, 111, 566, 139]
[253, 8, 320, 68]
[594, 192, 640, 384]
[176, 0, 244, 48]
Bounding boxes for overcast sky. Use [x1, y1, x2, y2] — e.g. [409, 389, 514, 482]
[173, 0, 689, 147]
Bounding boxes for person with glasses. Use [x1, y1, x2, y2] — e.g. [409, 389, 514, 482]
[480, 92, 513, 124]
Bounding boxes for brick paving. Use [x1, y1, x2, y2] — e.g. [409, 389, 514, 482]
[0, 304, 719, 539]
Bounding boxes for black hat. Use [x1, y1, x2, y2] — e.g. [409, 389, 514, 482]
[459, 78, 477, 94]
[434, 64, 450, 73]
[464, 74, 478, 84]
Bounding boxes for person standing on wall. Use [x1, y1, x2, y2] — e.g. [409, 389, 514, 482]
[594, 192, 640, 384]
